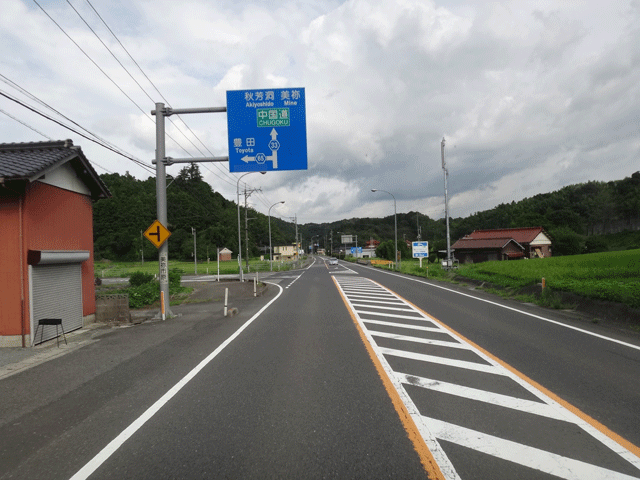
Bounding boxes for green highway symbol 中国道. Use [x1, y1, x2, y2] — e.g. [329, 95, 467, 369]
[241, 128, 280, 169]
[256, 108, 290, 127]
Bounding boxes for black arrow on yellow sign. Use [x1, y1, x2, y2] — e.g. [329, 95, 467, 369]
[144, 220, 171, 248]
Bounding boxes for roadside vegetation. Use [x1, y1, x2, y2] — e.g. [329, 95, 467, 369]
[95, 257, 303, 309]
[95, 258, 300, 278]
[365, 249, 640, 310]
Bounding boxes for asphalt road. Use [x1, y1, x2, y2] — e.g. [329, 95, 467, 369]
[1, 256, 639, 479]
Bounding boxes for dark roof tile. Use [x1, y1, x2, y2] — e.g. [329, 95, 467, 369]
[0, 139, 110, 199]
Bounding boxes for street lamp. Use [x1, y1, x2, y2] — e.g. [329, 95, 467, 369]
[269, 201, 285, 271]
[371, 189, 399, 270]
[191, 227, 197, 275]
[237, 171, 265, 281]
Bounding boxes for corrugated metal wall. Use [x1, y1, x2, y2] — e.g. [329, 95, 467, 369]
[31, 264, 83, 345]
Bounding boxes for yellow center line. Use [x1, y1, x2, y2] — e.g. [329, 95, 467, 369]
[332, 276, 446, 480]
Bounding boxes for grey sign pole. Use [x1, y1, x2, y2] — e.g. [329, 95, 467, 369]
[151, 103, 228, 318]
[442, 137, 451, 269]
[154, 102, 171, 319]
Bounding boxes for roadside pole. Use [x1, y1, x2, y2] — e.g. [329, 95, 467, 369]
[154, 103, 171, 320]
[152, 103, 228, 318]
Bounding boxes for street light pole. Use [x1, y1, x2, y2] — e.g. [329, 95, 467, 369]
[269, 201, 285, 271]
[191, 227, 197, 275]
[442, 137, 451, 269]
[237, 171, 265, 282]
[372, 189, 398, 270]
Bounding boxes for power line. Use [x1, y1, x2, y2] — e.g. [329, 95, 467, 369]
[0, 107, 53, 140]
[33, 0, 198, 163]
[0, 90, 155, 173]
[0, 72, 143, 164]
[78, 0, 245, 191]
[31, 1, 276, 208]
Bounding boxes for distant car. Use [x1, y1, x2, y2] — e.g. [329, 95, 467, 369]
[329, 257, 339, 265]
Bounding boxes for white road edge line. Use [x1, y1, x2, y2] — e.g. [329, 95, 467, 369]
[353, 264, 640, 352]
[70, 282, 284, 480]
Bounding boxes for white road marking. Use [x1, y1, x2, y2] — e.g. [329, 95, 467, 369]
[396, 372, 570, 422]
[424, 417, 640, 480]
[371, 331, 472, 350]
[356, 310, 431, 321]
[349, 303, 416, 313]
[285, 272, 304, 289]
[362, 319, 444, 333]
[334, 276, 640, 479]
[344, 297, 407, 306]
[380, 347, 503, 375]
[70, 283, 284, 480]
[352, 264, 640, 352]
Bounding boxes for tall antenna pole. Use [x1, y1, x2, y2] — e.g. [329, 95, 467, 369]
[442, 137, 451, 269]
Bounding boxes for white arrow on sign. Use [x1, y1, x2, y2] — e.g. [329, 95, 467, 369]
[241, 128, 280, 169]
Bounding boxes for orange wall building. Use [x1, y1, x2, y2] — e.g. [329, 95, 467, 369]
[0, 140, 110, 347]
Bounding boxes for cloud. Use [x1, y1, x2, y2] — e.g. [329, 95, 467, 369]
[1, 0, 639, 226]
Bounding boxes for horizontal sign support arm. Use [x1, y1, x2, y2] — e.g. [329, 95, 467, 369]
[151, 106, 227, 116]
[152, 156, 229, 165]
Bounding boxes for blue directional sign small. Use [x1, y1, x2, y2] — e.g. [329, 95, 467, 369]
[412, 241, 429, 258]
[226, 88, 307, 172]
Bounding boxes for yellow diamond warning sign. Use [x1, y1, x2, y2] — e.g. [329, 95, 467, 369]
[144, 220, 171, 248]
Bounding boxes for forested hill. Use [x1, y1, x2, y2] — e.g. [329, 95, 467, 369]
[93, 165, 294, 262]
[300, 171, 640, 257]
[93, 168, 640, 261]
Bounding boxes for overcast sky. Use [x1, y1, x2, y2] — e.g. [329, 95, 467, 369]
[2, 0, 639, 225]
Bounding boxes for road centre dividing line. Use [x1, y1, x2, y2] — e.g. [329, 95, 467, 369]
[355, 264, 640, 352]
[379, 347, 502, 375]
[285, 272, 304, 289]
[334, 276, 640, 477]
[423, 417, 640, 480]
[345, 298, 408, 306]
[340, 287, 391, 294]
[362, 319, 444, 333]
[395, 372, 570, 422]
[387, 283, 640, 472]
[331, 276, 454, 480]
[356, 310, 432, 321]
[349, 303, 416, 313]
[70, 283, 284, 480]
[371, 331, 474, 350]
[341, 291, 397, 297]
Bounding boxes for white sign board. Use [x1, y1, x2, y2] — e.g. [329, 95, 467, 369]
[412, 241, 429, 258]
[341, 235, 354, 244]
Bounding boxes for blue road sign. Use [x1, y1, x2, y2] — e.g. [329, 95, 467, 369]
[412, 241, 429, 258]
[226, 88, 307, 172]
[350, 247, 363, 255]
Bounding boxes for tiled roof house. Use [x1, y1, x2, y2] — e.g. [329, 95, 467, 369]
[452, 227, 552, 264]
[0, 140, 110, 347]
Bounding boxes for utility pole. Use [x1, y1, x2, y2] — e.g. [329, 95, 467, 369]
[152, 102, 227, 319]
[140, 230, 144, 265]
[244, 185, 261, 270]
[191, 227, 197, 274]
[442, 137, 451, 269]
[289, 215, 298, 260]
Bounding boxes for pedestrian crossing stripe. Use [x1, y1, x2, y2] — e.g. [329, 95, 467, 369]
[333, 276, 640, 480]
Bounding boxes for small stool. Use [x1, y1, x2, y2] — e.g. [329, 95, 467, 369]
[34, 318, 67, 347]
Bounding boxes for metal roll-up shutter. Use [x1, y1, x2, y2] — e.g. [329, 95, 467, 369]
[31, 263, 83, 345]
